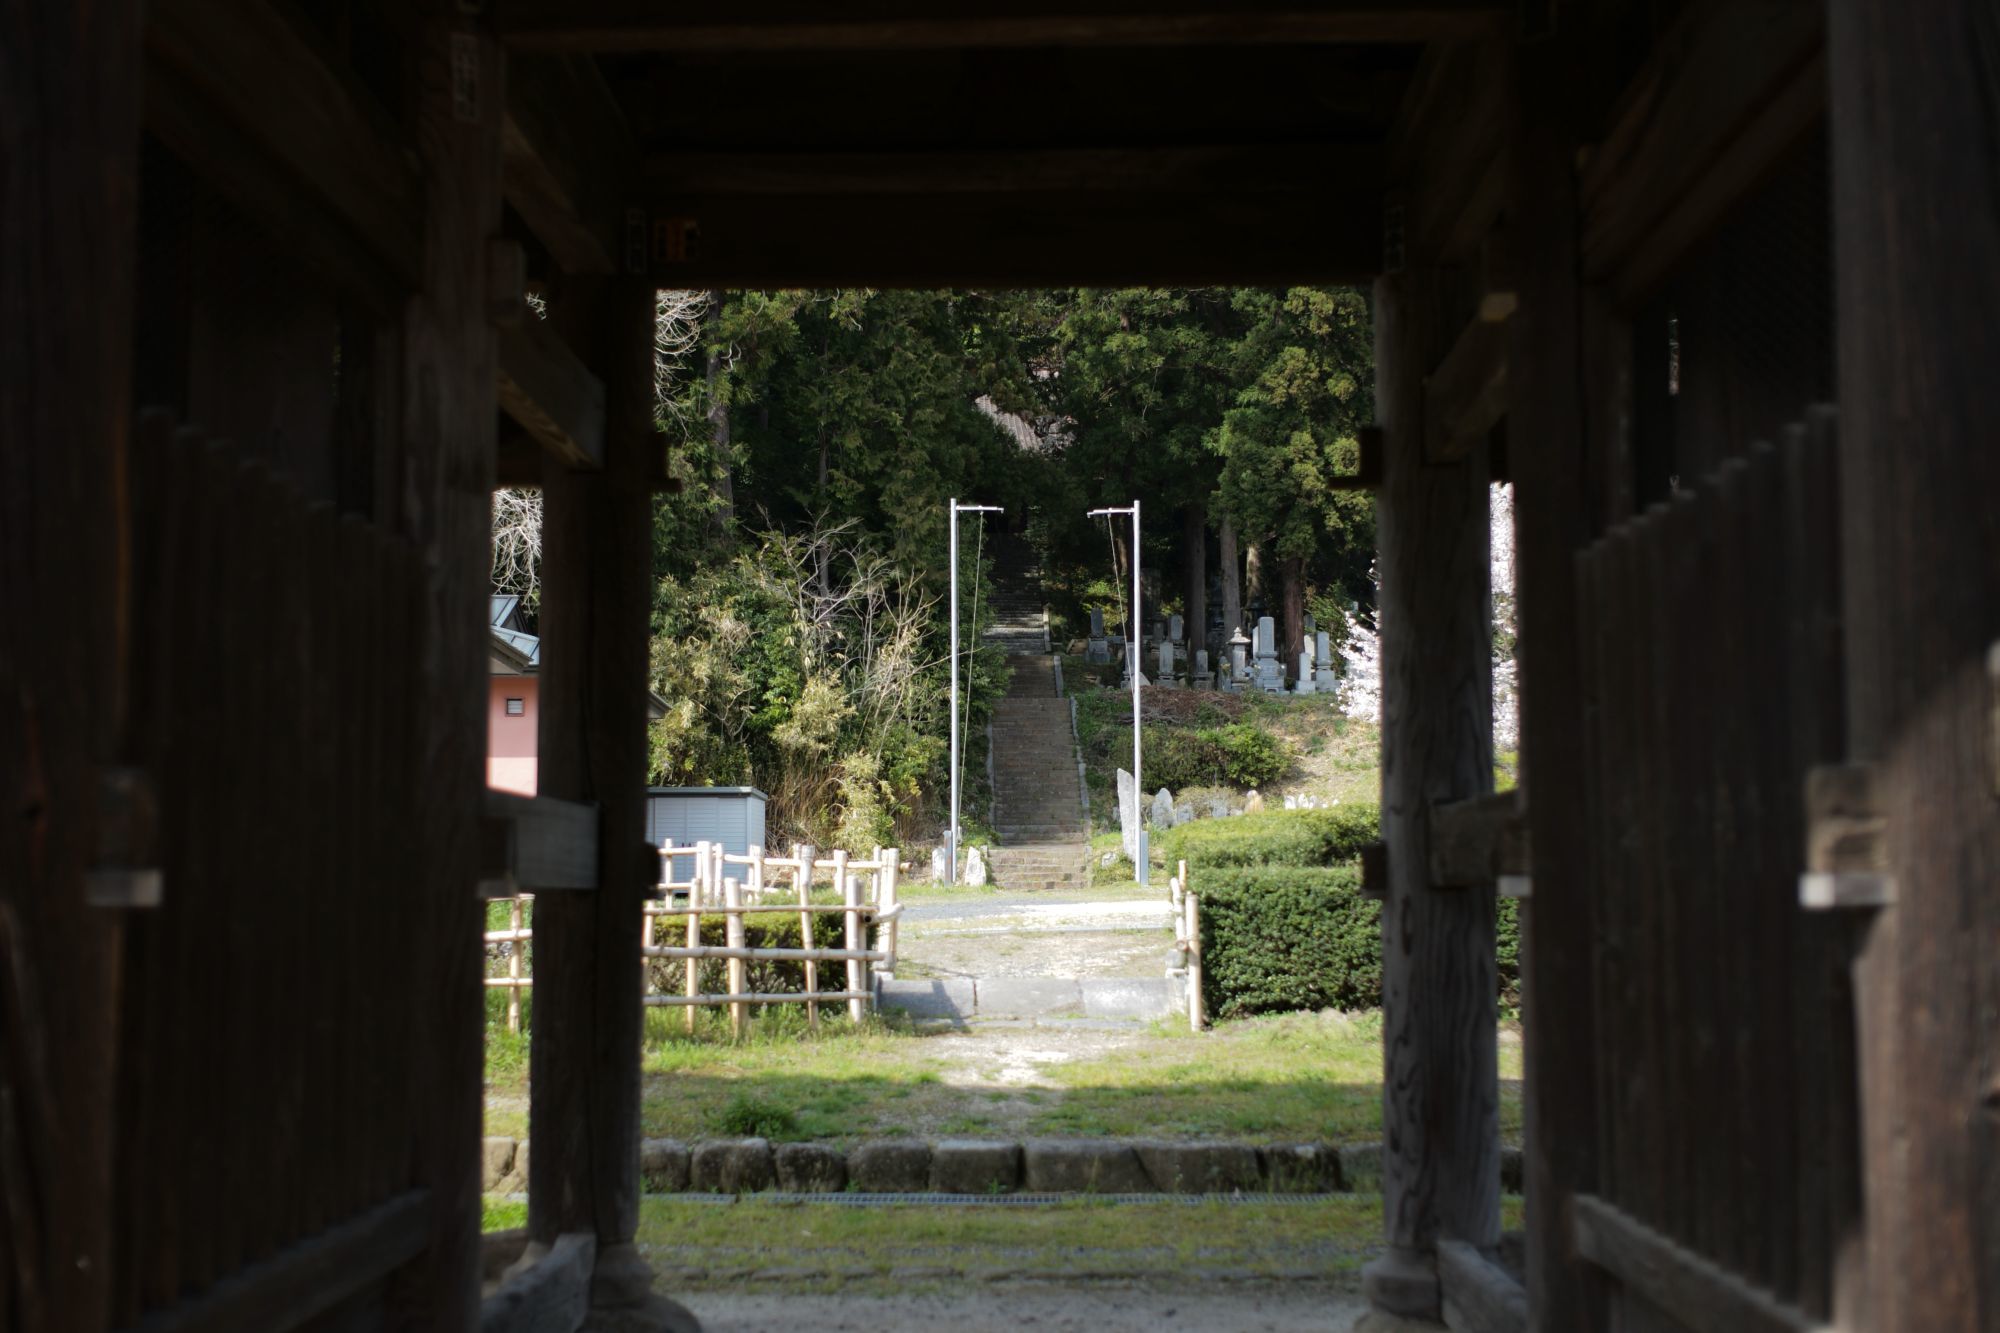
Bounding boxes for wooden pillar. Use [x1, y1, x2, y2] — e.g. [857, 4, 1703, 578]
[529, 280, 695, 1326]
[1508, 38, 1612, 1333]
[0, 5, 143, 1330]
[1829, 4, 2000, 1330]
[1362, 267, 1500, 1323]
[392, 6, 504, 1323]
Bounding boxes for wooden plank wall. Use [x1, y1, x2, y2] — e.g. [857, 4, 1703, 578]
[1571, 410, 1855, 1330]
[112, 417, 433, 1325]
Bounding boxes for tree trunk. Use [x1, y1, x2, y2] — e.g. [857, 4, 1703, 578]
[1244, 541, 1263, 618]
[1219, 514, 1242, 646]
[1278, 556, 1306, 686]
[705, 290, 734, 543]
[1183, 501, 1208, 656]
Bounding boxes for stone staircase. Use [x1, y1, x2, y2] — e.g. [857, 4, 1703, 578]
[983, 537, 1089, 892]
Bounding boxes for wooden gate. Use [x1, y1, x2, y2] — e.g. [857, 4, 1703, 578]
[1570, 409, 1860, 1330]
[100, 415, 450, 1328]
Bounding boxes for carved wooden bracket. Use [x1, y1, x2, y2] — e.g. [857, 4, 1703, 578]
[479, 791, 600, 897]
[1430, 790, 1530, 888]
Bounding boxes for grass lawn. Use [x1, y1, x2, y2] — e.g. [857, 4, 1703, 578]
[484, 1009, 1525, 1148]
[482, 1193, 1529, 1290]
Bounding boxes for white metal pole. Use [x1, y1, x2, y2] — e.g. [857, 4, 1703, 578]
[1131, 499, 1146, 885]
[948, 497, 960, 885]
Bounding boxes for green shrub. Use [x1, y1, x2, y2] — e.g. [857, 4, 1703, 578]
[1194, 866, 1523, 1017]
[1155, 805, 1381, 870]
[713, 1092, 801, 1139]
[1140, 721, 1290, 791]
[644, 909, 850, 998]
[1169, 805, 1522, 1015]
[1197, 866, 1382, 1015]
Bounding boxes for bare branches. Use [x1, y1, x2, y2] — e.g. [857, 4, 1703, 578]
[491, 486, 544, 607]
[654, 287, 707, 435]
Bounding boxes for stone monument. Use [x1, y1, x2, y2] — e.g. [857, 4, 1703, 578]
[1116, 767, 1140, 861]
[964, 846, 988, 887]
[1151, 787, 1175, 828]
[1086, 608, 1110, 664]
[1314, 630, 1339, 692]
[1295, 649, 1317, 693]
[1252, 616, 1285, 692]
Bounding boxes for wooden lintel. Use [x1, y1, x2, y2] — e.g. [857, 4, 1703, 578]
[497, 2, 1510, 51]
[144, 0, 422, 304]
[133, 1191, 430, 1333]
[637, 144, 1382, 198]
[498, 317, 607, 470]
[1572, 1194, 1827, 1333]
[478, 1232, 595, 1333]
[504, 54, 636, 275]
[1437, 1238, 1528, 1333]
[1386, 39, 1512, 266]
[1328, 427, 1385, 492]
[1430, 790, 1528, 888]
[1580, 0, 1825, 306]
[1424, 317, 1509, 464]
[617, 189, 1380, 288]
[480, 791, 600, 895]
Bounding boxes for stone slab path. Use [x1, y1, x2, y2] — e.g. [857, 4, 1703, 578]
[885, 895, 1179, 1021]
[681, 1282, 1369, 1331]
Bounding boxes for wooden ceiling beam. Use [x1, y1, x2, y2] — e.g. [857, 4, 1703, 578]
[503, 55, 638, 275]
[496, 1, 1509, 52]
[1580, 0, 1825, 307]
[497, 317, 606, 470]
[636, 144, 1382, 197]
[619, 189, 1381, 287]
[1385, 38, 1513, 267]
[144, 0, 423, 308]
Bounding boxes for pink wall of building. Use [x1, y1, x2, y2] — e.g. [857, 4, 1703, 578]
[488, 676, 538, 796]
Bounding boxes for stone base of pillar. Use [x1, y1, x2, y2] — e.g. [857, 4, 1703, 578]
[1360, 1246, 1442, 1324]
[1351, 1311, 1448, 1333]
[588, 1243, 704, 1332]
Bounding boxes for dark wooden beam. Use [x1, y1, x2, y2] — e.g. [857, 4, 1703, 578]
[1363, 263, 1498, 1322]
[504, 54, 636, 275]
[144, 0, 423, 306]
[1425, 317, 1508, 464]
[1, 2, 144, 1326]
[480, 792, 601, 894]
[1386, 39, 1512, 266]
[498, 317, 607, 470]
[638, 144, 1381, 197]
[1437, 1239, 1528, 1333]
[478, 1232, 594, 1333]
[620, 189, 1381, 288]
[1581, 0, 1825, 306]
[1572, 1195, 1822, 1333]
[1831, 2, 2000, 1327]
[134, 1192, 430, 1333]
[497, 1, 1509, 51]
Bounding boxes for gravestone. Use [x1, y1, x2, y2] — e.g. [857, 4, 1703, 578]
[1168, 612, 1184, 642]
[930, 846, 948, 882]
[1116, 767, 1140, 860]
[1157, 639, 1175, 685]
[1192, 648, 1214, 690]
[1244, 790, 1266, 815]
[1295, 649, 1317, 693]
[1086, 608, 1110, 664]
[1252, 616, 1285, 692]
[964, 847, 988, 888]
[1151, 788, 1175, 828]
[1228, 630, 1251, 687]
[1314, 630, 1339, 692]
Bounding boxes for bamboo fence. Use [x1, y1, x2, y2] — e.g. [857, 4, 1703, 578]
[484, 839, 901, 1038]
[1167, 858, 1206, 1031]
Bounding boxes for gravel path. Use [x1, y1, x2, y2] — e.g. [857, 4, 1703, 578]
[896, 895, 1174, 983]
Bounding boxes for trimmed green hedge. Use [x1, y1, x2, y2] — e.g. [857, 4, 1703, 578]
[1155, 804, 1381, 870]
[1171, 805, 1521, 1015]
[1197, 866, 1382, 1015]
[1141, 722, 1289, 791]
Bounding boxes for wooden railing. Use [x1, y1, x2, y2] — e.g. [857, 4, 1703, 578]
[486, 841, 901, 1038]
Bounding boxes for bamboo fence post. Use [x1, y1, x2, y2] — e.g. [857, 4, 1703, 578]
[877, 846, 899, 979]
[1185, 888, 1205, 1032]
[724, 874, 747, 1039]
[795, 842, 819, 1031]
[685, 839, 707, 1034]
[507, 897, 524, 1034]
[747, 844, 763, 909]
[835, 849, 863, 1022]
